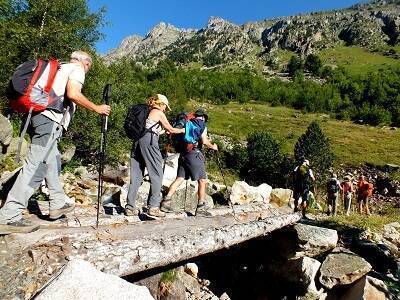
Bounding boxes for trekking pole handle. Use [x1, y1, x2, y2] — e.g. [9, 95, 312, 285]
[103, 83, 112, 105]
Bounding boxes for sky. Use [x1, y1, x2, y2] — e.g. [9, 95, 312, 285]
[88, 0, 363, 54]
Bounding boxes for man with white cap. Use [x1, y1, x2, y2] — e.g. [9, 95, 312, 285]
[293, 158, 315, 217]
[125, 94, 184, 218]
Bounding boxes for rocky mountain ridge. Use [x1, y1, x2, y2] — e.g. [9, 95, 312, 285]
[104, 1, 400, 68]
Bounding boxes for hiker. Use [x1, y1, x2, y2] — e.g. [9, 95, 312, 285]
[124, 94, 184, 218]
[341, 175, 354, 216]
[161, 109, 218, 215]
[356, 175, 373, 215]
[326, 172, 341, 216]
[0, 51, 111, 234]
[293, 159, 316, 217]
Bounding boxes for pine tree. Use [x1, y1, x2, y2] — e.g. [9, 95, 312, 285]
[294, 121, 334, 180]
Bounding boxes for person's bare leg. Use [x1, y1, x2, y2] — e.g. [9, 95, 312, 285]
[197, 178, 207, 204]
[365, 198, 371, 215]
[165, 177, 185, 199]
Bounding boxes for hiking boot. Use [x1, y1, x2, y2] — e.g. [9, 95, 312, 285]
[160, 200, 174, 213]
[49, 202, 75, 220]
[148, 207, 166, 218]
[124, 206, 139, 216]
[195, 202, 209, 216]
[0, 218, 40, 234]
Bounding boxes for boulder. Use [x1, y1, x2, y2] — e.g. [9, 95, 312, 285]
[339, 276, 390, 300]
[35, 259, 154, 300]
[162, 153, 180, 186]
[268, 256, 322, 295]
[5, 137, 29, 161]
[102, 164, 129, 186]
[319, 249, 372, 289]
[294, 224, 338, 257]
[184, 263, 199, 278]
[270, 188, 293, 208]
[0, 114, 12, 148]
[60, 144, 76, 165]
[382, 222, 400, 248]
[229, 181, 272, 205]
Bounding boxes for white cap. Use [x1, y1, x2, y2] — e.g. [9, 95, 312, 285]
[303, 159, 310, 166]
[157, 94, 171, 111]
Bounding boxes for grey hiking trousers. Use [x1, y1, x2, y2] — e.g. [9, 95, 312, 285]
[126, 132, 163, 209]
[0, 114, 66, 223]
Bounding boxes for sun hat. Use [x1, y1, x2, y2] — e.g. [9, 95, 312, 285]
[157, 94, 171, 111]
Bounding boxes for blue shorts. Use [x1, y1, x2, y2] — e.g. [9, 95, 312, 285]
[177, 150, 207, 181]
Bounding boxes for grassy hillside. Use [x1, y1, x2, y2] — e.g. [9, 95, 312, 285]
[319, 46, 400, 76]
[194, 102, 400, 166]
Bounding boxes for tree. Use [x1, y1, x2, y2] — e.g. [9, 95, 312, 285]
[305, 54, 322, 76]
[287, 55, 304, 77]
[0, 0, 105, 94]
[294, 121, 334, 181]
[246, 132, 283, 186]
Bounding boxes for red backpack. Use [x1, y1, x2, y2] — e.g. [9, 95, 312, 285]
[7, 59, 61, 113]
[6, 59, 63, 163]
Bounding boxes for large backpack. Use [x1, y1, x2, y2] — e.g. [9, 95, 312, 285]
[327, 178, 339, 194]
[172, 112, 205, 152]
[7, 59, 62, 113]
[294, 164, 312, 191]
[6, 59, 64, 163]
[124, 104, 152, 140]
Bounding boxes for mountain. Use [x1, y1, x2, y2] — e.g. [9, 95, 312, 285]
[103, 1, 400, 68]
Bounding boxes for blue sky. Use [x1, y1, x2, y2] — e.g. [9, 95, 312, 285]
[88, 0, 362, 54]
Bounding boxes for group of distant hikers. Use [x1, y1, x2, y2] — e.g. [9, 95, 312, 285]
[0, 50, 374, 235]
[293, 159, 374, 218]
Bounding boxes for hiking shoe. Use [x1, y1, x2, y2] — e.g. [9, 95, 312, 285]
[160, 200, 174, 213]
[148, 207, 166, 218]
[0, 218, 40, 234]
[124, 206, 139, 216]
[49, 202, 76, 220]
[195, 202, 208, 215]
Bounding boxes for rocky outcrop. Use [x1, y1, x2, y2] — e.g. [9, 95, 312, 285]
[269, 188, 293, 208]
[0, 114, 12, 153]
[104, 2, 400, 67]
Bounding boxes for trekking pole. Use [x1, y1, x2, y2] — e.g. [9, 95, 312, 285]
[96, 84, 111, 228]
[214, 151, 238, 220]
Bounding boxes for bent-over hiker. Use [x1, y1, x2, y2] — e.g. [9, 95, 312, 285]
[124, 94, 184, 218]
[161, 109, 218, 215]
[0, 51, 111, 234]
[293, 159, 315, 218]
[326, 172, 341, 216]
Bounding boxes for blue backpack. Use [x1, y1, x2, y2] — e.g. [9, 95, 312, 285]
[173, 112, 206, 152]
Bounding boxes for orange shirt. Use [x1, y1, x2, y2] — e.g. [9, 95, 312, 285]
[357, 180, 370, 198]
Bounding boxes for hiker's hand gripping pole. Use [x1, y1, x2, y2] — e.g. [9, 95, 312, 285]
[96, 84, 112, 228]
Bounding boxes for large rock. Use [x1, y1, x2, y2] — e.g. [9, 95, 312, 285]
[294, 223, 338, 257]
[0, 114, 12, 148]
[268, 256, 322, 295]
[60, 144, 76, 165]
[382, 222, 400, 248]
[339, 276, 390, 300]
[270, 188, 293, 208]
[229, 181, 272, 205]
[162, 153, 180, 186]
[319, 249, 372, 289]
[36, 259, 154, 300]
[5, 137, 29, 161]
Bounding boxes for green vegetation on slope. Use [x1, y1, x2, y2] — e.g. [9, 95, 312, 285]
[203, 102, 400, 166]
[320, 46, 400, 76]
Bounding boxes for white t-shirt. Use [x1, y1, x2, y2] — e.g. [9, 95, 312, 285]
[41, 62, 85, 130]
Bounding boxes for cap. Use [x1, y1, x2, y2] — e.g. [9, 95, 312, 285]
[303, 159, 310, 166]
[157, 94, 171, 111]
[195, 108, 208, 121]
